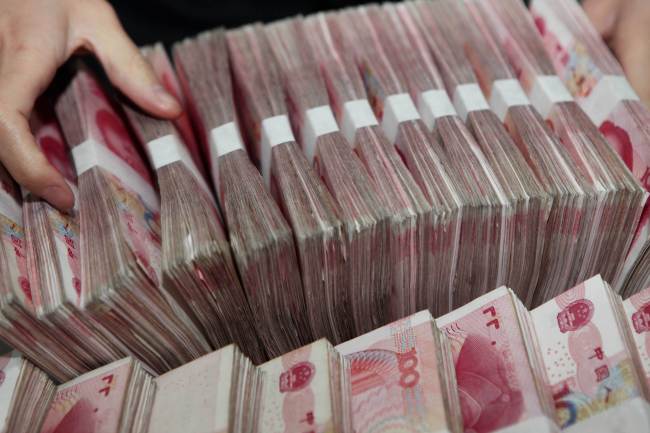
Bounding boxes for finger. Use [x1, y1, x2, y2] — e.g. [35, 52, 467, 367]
[74, 2, 181, 119]
[0, 46, 74, 210]
[582, 0, 621, 39]
[0, 110, 74, 210]
[611, 11, 650, 107]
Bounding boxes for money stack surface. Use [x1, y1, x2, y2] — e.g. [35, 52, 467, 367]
[147, 345, 263, 433]
[266, 18, 391, 336]
[303, 13, 435, 322]
[336, 310, 463, 433]
[0, 159, 90, 381]
[531, 275, 650, 432]
[55, 66, 210, 373]
[335, 7, 463, 316]
[39, 357, 154, 433]
[446, 0, 598, 307]
[173, 29, 308, 357]
[476, 0, 646, 298]
[438, 287, 557, 433]
[26, 100, 126, 374]
[381, 2, 548, 308]
[529, 0, 650, 297]
[122, 43, 265, 363]
[227, 25, 348, 344]
[0, 352, 55, 433]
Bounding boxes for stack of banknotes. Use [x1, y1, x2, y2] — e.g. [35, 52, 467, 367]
[1, 275, 649, 433]
[0, 0, 648, 431]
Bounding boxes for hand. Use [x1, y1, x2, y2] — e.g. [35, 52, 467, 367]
[583, 0, 650, 108]
[0, 0, 181, 210]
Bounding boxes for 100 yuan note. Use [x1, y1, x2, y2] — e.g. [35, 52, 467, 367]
[40, 358, 133, 433]
[438, 287, 558, 433]
[624, 287, 650, 390]
[260, 339, 344, 433]
[147, 346, 234, 433]
[335, 310, 453, 433]
[532, 275, 650, 432]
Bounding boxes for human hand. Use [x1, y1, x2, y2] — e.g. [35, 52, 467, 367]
[583, 0, 650, 108]
[0, 0, 181, 210]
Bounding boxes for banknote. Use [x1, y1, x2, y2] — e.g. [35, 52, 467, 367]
[623, 288, 650, 390]
[0, 165, 32, 310]
[147, 347, 233, 433]
[336, 310, 452, 433]
[438, 287, 557, 433]
[0, 352, 23, 430]
[74, 72, 163, 291]
[260, 339, 339, 433]
[40, 358, 133, 433]
[532, 275, 649, 431]
[30, 113, 82, 307]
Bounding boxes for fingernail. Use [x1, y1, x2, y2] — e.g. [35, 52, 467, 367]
[152, 85, 181, 113]
[41, 185, 75, 212]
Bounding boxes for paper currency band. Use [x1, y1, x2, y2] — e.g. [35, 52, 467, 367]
[260, 114, 295, 186]
[0, 189, 22, 225]
[302, 105, 339, 163]
[528, 75, 573, 120]
[340, 99, 378, 144]
[489, 79, 531, 122]
[452, 83, 490, 122]
[582, 76, 640, 127]
[381, 93, 421, 144]
[418, 89, 457, 131]
[147, 134, 212, 197]
[208, 122, 246, 193]
[72, 138, 159, 211]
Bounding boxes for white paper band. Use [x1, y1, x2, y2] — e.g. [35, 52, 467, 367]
[302, 105, 339, 163]
[529, 75, 573, 119]
[418, 89, 457, 130]
[489, 79, 531, 121]
[381, 93, 421, 144]
[340, 99, 378, 144]
[260, 115, 295, 186]
[72, 138, 159, 211]
[208, 122, 246, 193]
[582, 75, 640, 126]
[452, 84, 490, 121]
[147, 134, 212, 196]
[0, 189, 22, 225]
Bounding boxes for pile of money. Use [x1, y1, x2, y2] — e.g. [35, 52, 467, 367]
[532, 275, 650, 431]
[304, 13, 435, 322]
[0, 352, 54, 433]
[55, 67, 210, 373]
[266, 19, 391, 337]
[529, 0, 650, 297]
[477, 0, 647, 296]
[40, 358, 154, 433]
[3, 4, 650, 431]
[335, 7, 463, 317]
[122, 44, 264, 363]
[227, 25, 347, 346]
[173, 30, 308, 358]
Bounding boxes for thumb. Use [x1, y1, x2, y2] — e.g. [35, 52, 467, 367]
[74, 2, 181, 119]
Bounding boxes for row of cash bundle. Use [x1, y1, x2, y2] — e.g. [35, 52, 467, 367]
[1, 0, 650, 400]
[2, 275, 650, 433]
